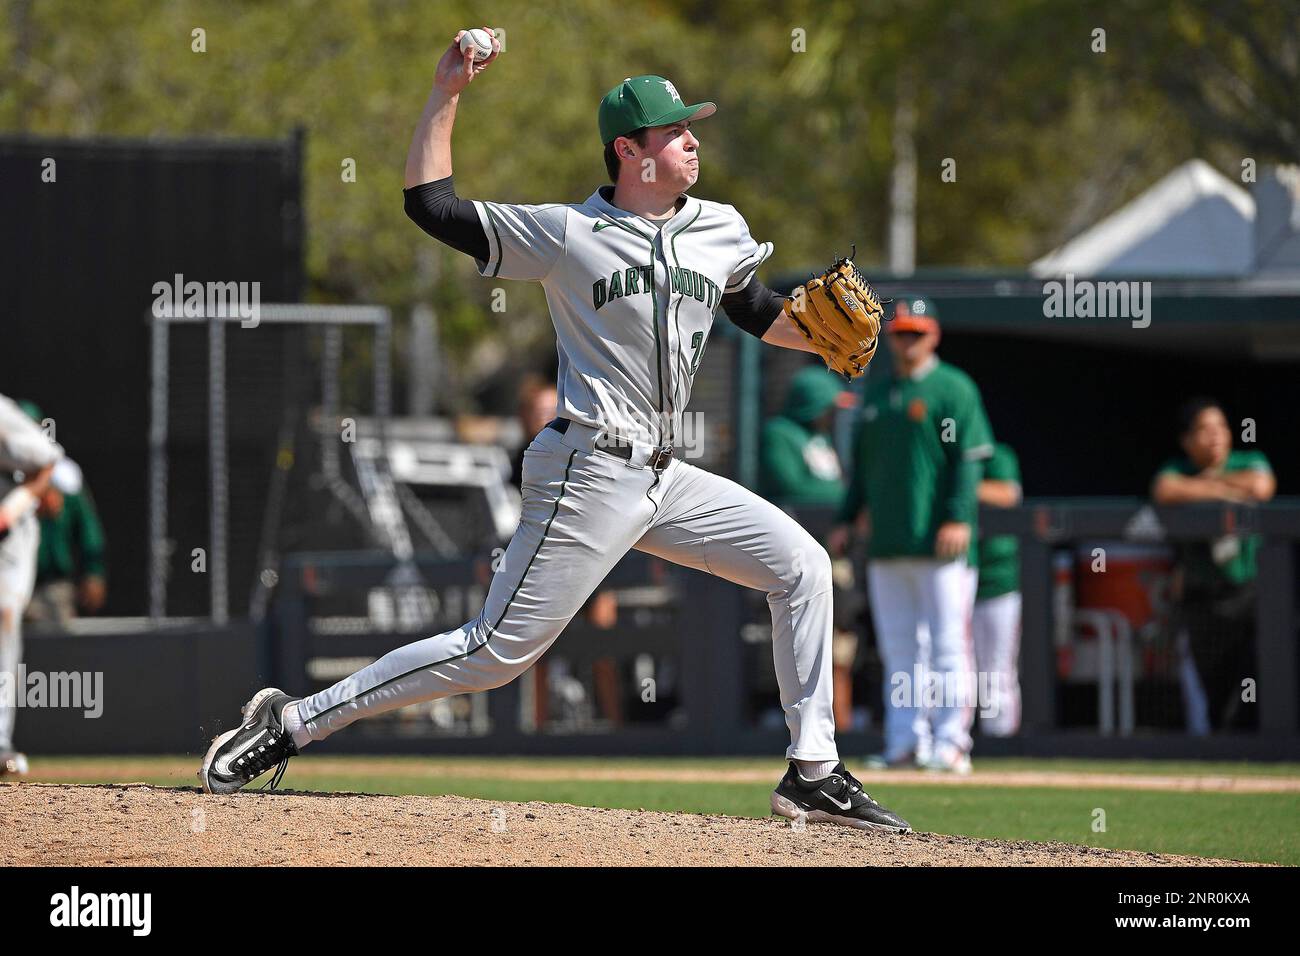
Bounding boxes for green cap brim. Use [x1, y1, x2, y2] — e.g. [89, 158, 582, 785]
[603, 101, 716, 143]
[652, 101, 716, 127]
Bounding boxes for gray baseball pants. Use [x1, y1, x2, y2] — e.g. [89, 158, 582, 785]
[299, 419, 839, 760]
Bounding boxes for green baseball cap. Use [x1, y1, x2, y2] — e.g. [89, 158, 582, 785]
[890, 294, 940, 333]
[598, 75, 716, 144]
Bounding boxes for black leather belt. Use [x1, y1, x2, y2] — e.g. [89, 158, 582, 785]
[546, 418, 675, 472]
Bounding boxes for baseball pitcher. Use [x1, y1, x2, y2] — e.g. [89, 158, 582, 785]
[200, 29, 907, 831]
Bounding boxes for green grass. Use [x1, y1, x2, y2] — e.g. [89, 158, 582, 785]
[20, 755, 1300, 865]
[267, 774, 1300, 864]
[265, 775, 1300, 866]
[886, 786, 1296, 865]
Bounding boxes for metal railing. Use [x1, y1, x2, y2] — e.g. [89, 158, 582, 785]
[980, 498, 1300, 737]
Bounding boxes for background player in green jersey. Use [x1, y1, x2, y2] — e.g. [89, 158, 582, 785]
[759, 366, 852, 509]
[973, 442, 1022, 737]
[833, 297, 993, 772]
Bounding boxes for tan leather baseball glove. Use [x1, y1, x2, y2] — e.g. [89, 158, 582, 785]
[782, 255, 885, 380]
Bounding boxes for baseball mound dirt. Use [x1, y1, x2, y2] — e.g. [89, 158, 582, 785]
[0, 782, 1255, 866]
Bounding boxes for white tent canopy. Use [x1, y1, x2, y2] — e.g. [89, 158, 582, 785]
[1031, 159, 1255, 278]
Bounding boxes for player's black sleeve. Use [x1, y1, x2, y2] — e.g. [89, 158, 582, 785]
[402, 176, 490, 262]
[720, 276, 785, 339]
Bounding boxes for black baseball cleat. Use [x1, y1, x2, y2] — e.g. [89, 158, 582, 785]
[771, 761, 912, 833]
[198, 688, 300, 795]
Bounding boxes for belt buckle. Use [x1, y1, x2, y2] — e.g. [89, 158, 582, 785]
[649, 445, 673, 473]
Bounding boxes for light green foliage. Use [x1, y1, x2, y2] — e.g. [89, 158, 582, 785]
[2, 0, 1290, 400]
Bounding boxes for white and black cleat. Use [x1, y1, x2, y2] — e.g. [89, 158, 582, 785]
[771, 761, 912, 833]
[198, 688, 299, 795]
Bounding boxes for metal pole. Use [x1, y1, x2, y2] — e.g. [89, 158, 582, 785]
[1256, 539, 1298, 733]
[1115, 614, 1135, 736]
[888, 76, 917, 276]
[1019, 540, 1056, 732]
[148, 315, 169, 620]
[208, 315, 229, 625]
[322, 325, 342, 477]
[374, 311, 392, 420]
[409, 248, 438, 417]
[1081, 610, 1115, 737]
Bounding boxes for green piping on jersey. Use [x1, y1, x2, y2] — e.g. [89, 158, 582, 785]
[667, 206, 703, 444]
[482, 205, 506, 279]
[649, 239, 664, 445]
[598, 215, 652, 243]
[593, 212, 663, 443]
[303, 448, 579, 726]
[485, 447, 579, 638]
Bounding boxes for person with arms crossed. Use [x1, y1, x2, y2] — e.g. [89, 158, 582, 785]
[199, 29, 909, 831]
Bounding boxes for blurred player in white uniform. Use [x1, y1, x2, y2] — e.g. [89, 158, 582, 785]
[0, 394, 70, 775]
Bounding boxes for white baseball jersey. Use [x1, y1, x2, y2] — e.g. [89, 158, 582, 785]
[471, 186, 773, 446]
[0, 393, 63, 597]
[0, 394, 63, 491]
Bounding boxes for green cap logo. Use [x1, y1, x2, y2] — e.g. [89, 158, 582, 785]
[598, 75, 717, 144]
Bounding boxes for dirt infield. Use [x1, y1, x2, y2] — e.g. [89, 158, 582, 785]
[0, 783, 1258, 866]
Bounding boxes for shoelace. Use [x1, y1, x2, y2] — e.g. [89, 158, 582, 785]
[259, 754, 292, 792]
[233, 727, 293, 790]
[836, 769, 875, 804]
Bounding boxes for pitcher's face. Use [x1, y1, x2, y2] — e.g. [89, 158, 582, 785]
[639, 121, 699, 191]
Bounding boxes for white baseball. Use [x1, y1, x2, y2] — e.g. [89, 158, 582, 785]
[459, 28, 494, 62]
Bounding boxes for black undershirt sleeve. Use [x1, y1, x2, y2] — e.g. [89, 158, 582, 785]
[720, 276, 786, 340]
[402, 175, 490, 262]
